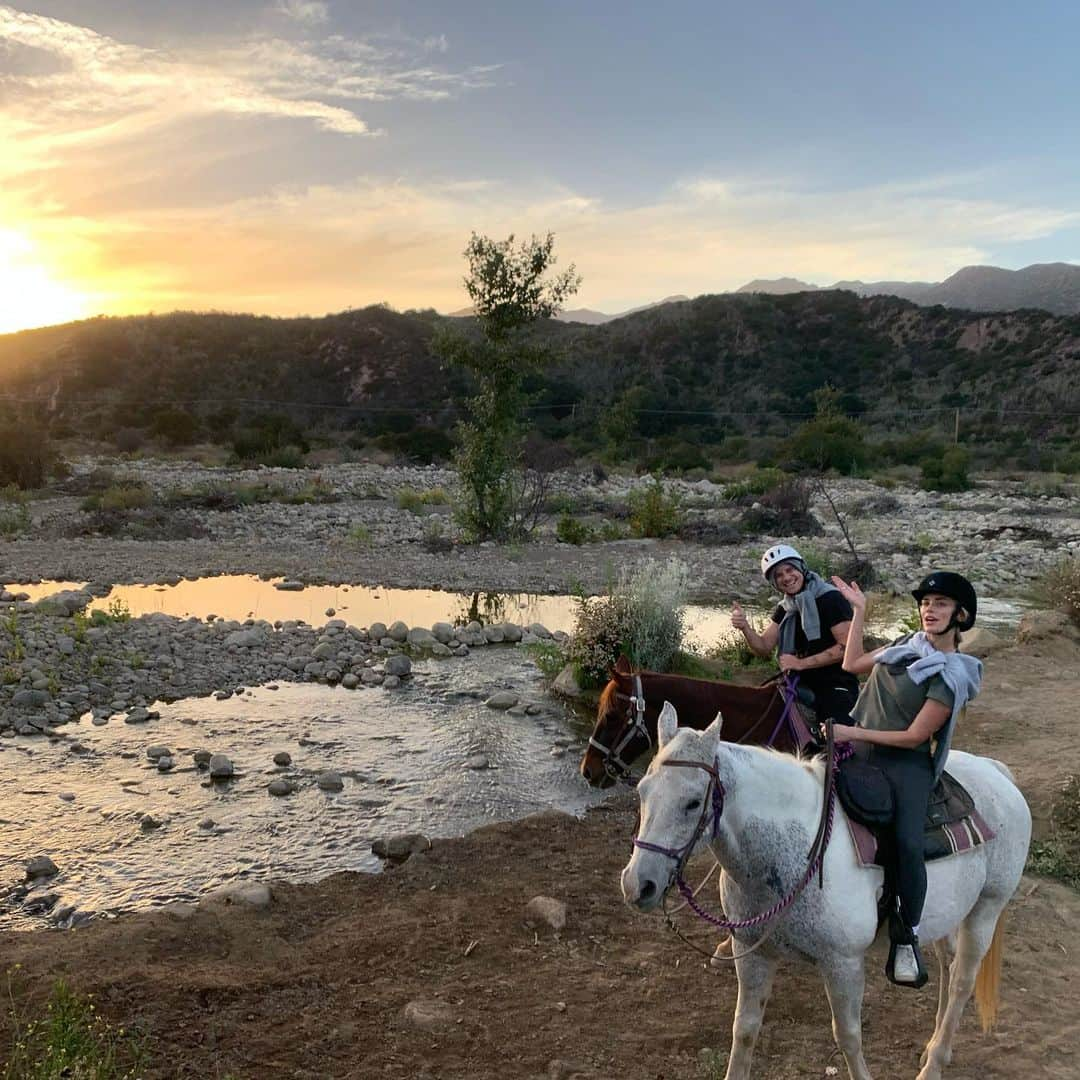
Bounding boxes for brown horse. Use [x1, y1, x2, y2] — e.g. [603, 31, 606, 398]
[579, 656, 814, 788]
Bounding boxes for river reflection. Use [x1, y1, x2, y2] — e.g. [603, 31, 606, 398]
[10, 576, 1028, 646]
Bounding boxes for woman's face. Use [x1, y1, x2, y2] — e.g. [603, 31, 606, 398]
[772, 561, 805, 596]
[919, 592, 959, 634]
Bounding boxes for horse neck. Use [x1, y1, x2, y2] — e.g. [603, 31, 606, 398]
[711, 746, 823, 877]
[638, 672, 774, 730]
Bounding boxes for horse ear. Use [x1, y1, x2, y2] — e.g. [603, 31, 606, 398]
[657, 701, 679, 747]
[705, 710, 724, 737]
[614, 655, 632, 675]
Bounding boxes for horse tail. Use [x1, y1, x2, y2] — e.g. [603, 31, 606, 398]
[974, 909, 1006, 1033]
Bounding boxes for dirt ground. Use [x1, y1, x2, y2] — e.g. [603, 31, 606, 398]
[2, 637, 1078, 1080]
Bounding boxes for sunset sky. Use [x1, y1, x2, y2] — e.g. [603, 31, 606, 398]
[2, 1, 1079, 332]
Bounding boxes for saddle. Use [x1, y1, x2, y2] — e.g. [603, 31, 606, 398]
[837, 763, 996, 868]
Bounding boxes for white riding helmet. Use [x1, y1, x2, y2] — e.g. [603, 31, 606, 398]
[761, 544, 806, 583]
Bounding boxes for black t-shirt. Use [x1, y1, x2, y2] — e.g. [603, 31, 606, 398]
[771, 590, 858, 694]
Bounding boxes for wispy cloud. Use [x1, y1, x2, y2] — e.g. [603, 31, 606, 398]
[273, 0, 329, 25]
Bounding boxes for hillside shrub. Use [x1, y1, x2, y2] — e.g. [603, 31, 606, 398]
[81, 481, 153, 513]
[568, 558, 689, 686]
[628, 477, 683, 538]
[556, 513, 594, 545]
[0, 485, 31, 536]
[782, 413, 868, 475]
[150, 408, 201, 446]
[0, 422, 53, 489]
[722, 468, 787, 502]
[920, 447, 971, 492]
[113, 427, 145, 453]
[1035, 557, 1080, 625]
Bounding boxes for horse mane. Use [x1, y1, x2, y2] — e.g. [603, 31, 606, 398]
[597, 678, 620, 720]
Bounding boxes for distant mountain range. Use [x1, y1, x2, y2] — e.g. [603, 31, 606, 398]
[448, 294, 689, 325]
[736, 261, 1080, 315]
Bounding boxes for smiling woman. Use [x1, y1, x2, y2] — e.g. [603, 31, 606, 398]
[0, 227, 90, 333]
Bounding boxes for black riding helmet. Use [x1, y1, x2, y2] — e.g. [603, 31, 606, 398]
[911, 571, 977, 631]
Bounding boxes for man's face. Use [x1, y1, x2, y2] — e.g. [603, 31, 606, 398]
[772, 561, 805, 596]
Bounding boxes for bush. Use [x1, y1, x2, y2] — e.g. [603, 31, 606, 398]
[150, 408, 200, 446]
[1035, 557, 1080, 625]
[781, 414, 868, 475]
[556, 513, 594, 545]
[722, 468, 787, 502]
[738, 477, 818, 535]
[920, 447, 971, 492]
[396, 487, 450, 513]
[113, 428, 145, 453]
[628, 477, 683, 538]
[568, 558, 689, 686]
[81, 481, 153, 512]
[0, 485, 31, 536]
[706, 631, 774, 677]
[0, 421, 54, 489]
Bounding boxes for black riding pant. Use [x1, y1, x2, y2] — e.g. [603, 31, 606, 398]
[856, 743, 935, 929]
[814, 682, 859, 727]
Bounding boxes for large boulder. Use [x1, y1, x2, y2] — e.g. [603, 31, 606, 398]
[1017, 609, 1080, 646]
[959, 626, 1006, 658]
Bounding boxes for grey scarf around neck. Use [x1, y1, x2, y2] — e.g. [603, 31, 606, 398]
[776, 570, 839, 655]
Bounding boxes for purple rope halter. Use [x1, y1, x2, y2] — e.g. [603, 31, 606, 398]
[632, 734, 854, 934]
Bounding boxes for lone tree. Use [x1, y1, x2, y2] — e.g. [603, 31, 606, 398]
[436, 232, 580, 541]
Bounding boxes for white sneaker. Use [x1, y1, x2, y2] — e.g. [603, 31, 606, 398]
[892, 944, 920, 983]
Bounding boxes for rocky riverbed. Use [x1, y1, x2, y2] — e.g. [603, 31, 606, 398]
[2, 457, 1077, 597]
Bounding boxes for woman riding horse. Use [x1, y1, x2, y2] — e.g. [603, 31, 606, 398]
[832, 570, 982, 988]
[732, 544, 858, 739]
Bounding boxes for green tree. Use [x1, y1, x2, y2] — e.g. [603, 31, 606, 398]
[435, 232, 580, 540]
[781, 384, 868, 475]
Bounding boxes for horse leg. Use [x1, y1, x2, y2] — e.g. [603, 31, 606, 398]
[920, 935, 956, 1069]
[821, 957, 873, 1080]
[723, 951, 777, 1080]
[917, 900, 1002, 1080]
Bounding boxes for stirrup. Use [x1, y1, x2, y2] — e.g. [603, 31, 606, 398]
[886, 936, 928, 989]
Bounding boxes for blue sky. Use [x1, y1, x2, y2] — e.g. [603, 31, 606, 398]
[2, 0, 1078, 330]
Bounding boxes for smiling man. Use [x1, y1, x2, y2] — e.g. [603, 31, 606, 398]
[731, 544, 859, 738]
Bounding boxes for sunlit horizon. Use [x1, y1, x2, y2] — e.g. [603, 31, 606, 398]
[3, 2, 1079, 336]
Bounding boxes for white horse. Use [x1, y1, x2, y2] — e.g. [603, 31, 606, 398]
[621, 704, 1032, 1080]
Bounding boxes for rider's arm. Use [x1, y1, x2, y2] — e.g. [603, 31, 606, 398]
[842, 699, 950, 748]
[742, 619, 779, 658]
[840, 603, 881, 675]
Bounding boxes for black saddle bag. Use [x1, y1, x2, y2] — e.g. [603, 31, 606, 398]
[836, 758, 895, 827]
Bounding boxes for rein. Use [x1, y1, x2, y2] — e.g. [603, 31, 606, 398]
[632, 719, 854, 953]
[591, 672, 803, 786]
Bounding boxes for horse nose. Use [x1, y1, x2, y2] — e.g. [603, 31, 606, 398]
[638, 879, 657, 905]
[581, 760, 594, 782]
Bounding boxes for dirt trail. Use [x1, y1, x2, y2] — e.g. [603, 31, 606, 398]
[2, 638, 1078, 1079]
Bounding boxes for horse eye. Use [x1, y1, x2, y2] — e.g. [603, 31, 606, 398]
[686, 798, 702, 813]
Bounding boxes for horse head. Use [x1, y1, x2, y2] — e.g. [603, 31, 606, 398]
[579, 656, 655, 788]
[620, 701, 726, 911]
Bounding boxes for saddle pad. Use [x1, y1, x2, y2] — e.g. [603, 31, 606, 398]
[847, 811, 996, 869]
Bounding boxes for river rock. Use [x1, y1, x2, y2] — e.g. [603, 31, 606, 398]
[124, 706, 151, 724]
[485, 691, 518, 710]
[384, 654, 412, 677]
[401, 999, 457, 1032]
[383, 674, 401, 689]
[1017, 609, 1080, 645]
[551, 664, 584, 700]
[464, 753, 490, 770]
[524, 895, 568, 932]
[11, 689, 48, 708]
[275, 580, 305, 592]
[501, 623, 523, 643]
[146, 744, 171, 761]
[341, 673, 360, 689]
[267, 778, 294, 797]
[25, 856, 59, 881]
[192, 749, 213, 767]
[156, 756, 175, 772]
[388, 620, 409, 642]
[372, 833, 431, 864]
[273, 751, 292, 767]
[34, 589, 93, 616]
[368, 621, 387, 641]
[431, 621, 454, 643]
[317, 770, 344, 792]
[484, 624, 506, 644]
[201, 882, 273, 910]
[208, 754, 234, 779]
[959, 627, 1006, 658]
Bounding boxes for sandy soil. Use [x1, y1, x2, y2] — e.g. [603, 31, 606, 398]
[1, 635, 1078, 1079]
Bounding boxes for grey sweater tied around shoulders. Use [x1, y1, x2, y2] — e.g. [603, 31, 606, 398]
[776, 571, 840, 655]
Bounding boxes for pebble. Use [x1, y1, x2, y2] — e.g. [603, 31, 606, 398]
[267, 778, 294, 796]
[273, 751, 292, 767]
[208, 754, 234, 779]
[317, 770, 344, 792]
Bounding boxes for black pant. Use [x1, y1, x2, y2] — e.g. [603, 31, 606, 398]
[814, 682, 859, 727]
[856, 743, 935, 929]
